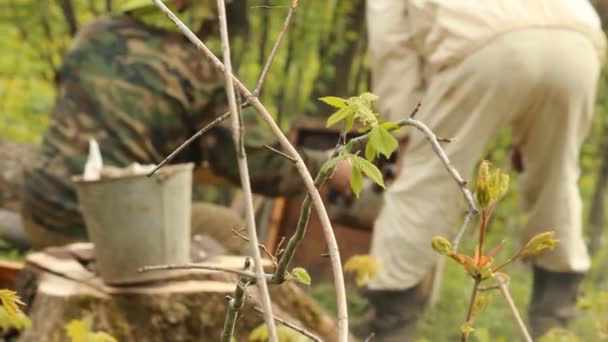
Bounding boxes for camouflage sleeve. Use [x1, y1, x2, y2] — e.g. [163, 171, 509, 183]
[199, 116, 330, 197]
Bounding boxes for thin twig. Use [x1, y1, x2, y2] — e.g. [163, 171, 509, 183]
[437, 137, 455, 143]
[271, 172, 328, 284]
[409, 102, 421, 118]
[253, 0, 298, 96]
[363, 333, 375, 342]
[452, 209, 476, 252]
[275, 236, 286, 257]
[222, 259, 253, 342]
[253, 307, 323, 342]
[232, 228, 278, 269]
[462, 279, 481, 342]
[401, 117, 479, 250]
[147, 109, 232, 177]
[341, 110, 478, 252]
[479, 274, 509, 292]
[496, 274, 533, 342]
[153, 2, 349, 339]
[263, 144, 297, 163]
[139, 263, 256, 279]
[216, 0, 277, 340]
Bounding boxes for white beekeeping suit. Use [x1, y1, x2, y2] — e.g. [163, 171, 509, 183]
[363, 2, 605, 338]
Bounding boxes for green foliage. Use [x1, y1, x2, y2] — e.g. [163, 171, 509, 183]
[290, 267, 312, 286]
[320, 92, 398, 196]
[0, 289, 25, 318]
[249, 323, 309, 342]
[475, 161, 509, 211]
[538, 328, 581, 342]
[343, 254, 381, 287]
[65, 315, 117, 342]
[0, 306, 31, 332]
[0, 289, 30, 331]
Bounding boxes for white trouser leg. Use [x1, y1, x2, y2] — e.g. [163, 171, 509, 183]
[369, 29, 600, 290]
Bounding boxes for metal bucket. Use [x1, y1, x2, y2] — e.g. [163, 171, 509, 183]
[73, 163, 193, 285]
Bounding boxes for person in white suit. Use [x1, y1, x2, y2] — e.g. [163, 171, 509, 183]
[334, 1, 606, 340]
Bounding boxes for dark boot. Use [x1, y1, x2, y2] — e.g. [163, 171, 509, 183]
[350, 281, 430, 342]
[528, 266, 585, 339]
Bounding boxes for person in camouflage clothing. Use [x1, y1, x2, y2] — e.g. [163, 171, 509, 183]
[21, 1, 327, 251]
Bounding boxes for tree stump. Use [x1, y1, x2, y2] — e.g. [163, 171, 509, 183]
[16, 243, 341, 342]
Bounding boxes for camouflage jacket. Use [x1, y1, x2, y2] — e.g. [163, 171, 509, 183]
[23, 14, 326, 240]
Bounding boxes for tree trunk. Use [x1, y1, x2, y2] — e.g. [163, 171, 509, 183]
[308, 0, 366, 115]
[56, 0, 78, 37]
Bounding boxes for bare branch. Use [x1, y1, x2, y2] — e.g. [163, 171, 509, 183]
[452, 209, 476, 252]
[253, 307, 323, 342]
[139, 263, 256, 279]
[263, 144, 297, 163]
[232, 228, 278, 269]
[152, 1, 349, 339]
[496, 274, 533, 342]
[409, 102, 421, 118]
[462, 279, 481, 342]
[340, 107, 478, 252]
[147, 109, 233, 177]
[222, 259, 254, 342]
[271, 172, 328, 284]
[253, 1, 298, 96]
[479, 273, 509, 292]
[215, 0, 277, 340]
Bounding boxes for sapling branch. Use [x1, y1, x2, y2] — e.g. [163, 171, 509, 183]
[253, 0, 298, 96]
[151, 2, 350, 338]
[148, 107, 238, 177]
[263, 144, 297, 163]
[462, 278, 481, 342]
[216, 0, 277, 339]
[271, 172, 329, 284]
[496, 274, 533, 342]
[139, 263, 258, 279]
[232, 228, 278, 270]
[221, 259, 253, 342]
[336, 109, 478, 250]
[252, 307, 323, 342]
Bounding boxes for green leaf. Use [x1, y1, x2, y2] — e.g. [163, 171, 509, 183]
[291, 267, 312, 286]
[66, 315, 117, 342]
[353, 100, 376, 122]
[0, 290, 24, 318]
[320, 156, 340, 174]
[365, 142, 376, 161]
[326, 107, 351, 128]
[344, 254, 382, 287]
[66, 316, 93, 342]
[355, 157, 385, 188]
[350, 167, 364, 197]
[380, 121, 401, 131]
[319, 96, 347, 108]
[360, 92, 379, 103]
[249, 323, 269, 341]
[369, 127, 398, 158]
[344, 113, 355, 132]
